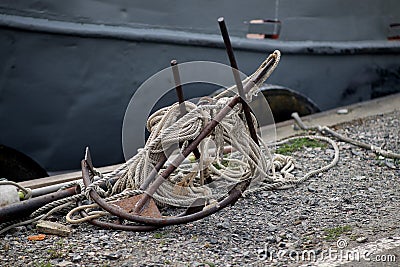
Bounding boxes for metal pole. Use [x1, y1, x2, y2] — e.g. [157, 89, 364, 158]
[171, 59, 187, 117]
[218, 17, 259, 146]
[170, 59, 201, 159]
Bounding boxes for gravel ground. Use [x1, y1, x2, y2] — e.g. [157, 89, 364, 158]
[1, 110, 399, 267]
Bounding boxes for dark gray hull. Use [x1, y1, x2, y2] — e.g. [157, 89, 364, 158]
[0, 1, 399, 173]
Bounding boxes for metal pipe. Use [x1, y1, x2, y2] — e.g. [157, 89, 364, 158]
[30, 180, 76, 197]
[0, 186, 76, 224]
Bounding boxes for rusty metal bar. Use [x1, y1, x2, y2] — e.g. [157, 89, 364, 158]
[77, 203, 160, 231]
[171, 59, 187, 117]
[218, 17, 259, 146]
[170, 59, 201, 160]
[138, 156, 167, 191]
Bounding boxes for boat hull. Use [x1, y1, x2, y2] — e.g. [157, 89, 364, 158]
[0, 8, 399, 172]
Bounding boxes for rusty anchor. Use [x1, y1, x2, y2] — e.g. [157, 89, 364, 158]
[75, 17, 277, 231]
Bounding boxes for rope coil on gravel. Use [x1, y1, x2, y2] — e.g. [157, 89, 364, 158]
[63, 51, 340, 223]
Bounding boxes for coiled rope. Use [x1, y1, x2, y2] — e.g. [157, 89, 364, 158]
[64, 50, 340, 222]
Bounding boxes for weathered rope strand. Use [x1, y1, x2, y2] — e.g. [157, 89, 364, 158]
[292, 112, 400, 159]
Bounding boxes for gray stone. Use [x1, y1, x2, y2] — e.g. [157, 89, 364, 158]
[105, 252, 121, 260]
[56, 261, 74, 267]
[72, 254, 82, 262]
[356, 237, 368, 243]
[308, 186, 317, 192]
[265, 235, 277, 243]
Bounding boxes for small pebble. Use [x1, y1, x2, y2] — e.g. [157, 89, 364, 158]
[308, 186, 317, 193]
[293, 220, 302, 226]
[56, 261, 74, 267]
[105, 253, 121, 260]
[356, 237, 368, 243]
[72, 255, 82, 262]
